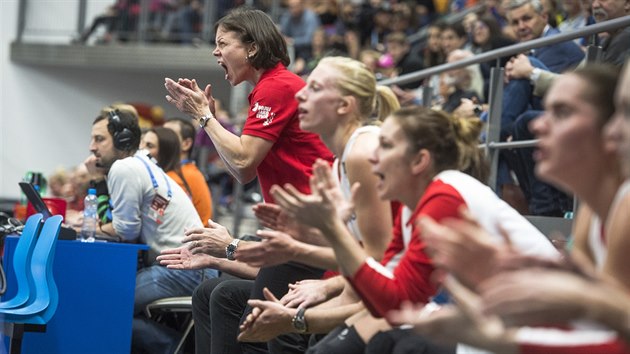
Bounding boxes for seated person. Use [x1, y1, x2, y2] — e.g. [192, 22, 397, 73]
[84, 105, 217, 354]
[387, 64, 627, 354]
[159, 118, 214, 224]
[238, 107, 557, 354]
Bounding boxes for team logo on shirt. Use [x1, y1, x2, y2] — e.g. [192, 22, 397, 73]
[252, 102, 276, 126]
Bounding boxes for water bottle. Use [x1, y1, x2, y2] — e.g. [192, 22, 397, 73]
[80, 188, 98, 242]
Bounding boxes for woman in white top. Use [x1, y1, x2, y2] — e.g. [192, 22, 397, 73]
[237, 56, 400, 272]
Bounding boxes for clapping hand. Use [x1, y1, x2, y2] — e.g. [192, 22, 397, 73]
[164, 77, 216, 119]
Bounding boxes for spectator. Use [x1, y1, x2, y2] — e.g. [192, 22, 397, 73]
[437, 49, 484, 113]
[279, 0, 321, 64]
[440, 22, 469, 56]
[384, 31, 425, 90]
[470, 15, 516, 98]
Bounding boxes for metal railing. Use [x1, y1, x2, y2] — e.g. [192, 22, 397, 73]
[380, 15, 630, 196]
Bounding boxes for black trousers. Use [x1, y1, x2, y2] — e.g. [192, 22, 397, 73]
[366, 328, 456, 354]
[192, 263, 324, 354]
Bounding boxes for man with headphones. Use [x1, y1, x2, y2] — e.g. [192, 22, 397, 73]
[85, 106, 218, 354]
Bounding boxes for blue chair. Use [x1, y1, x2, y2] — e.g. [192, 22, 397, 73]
[0, 214, 62, 324]
[0, 214, 44, 309]
[1, 215, 62, 354]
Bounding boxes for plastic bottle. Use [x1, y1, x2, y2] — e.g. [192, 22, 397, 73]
[80, 188, 98, 242]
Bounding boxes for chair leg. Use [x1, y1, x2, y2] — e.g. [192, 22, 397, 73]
[173, 319, 194, 354]
[8, 323, 24, 354]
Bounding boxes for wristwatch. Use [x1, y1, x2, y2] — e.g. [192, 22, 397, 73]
[473, 104, 483, 116]
[198, 114, 214, 128]
[292, 308, 308, 333]
[225, 238, 240, 260]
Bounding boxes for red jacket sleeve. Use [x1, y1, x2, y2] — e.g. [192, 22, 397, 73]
[347, 183, 466, 318]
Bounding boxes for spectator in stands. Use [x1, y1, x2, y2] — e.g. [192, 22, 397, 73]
[84, 107, 217, 354]
[279, 0, 321, 64]
[387, 64, 625, 354]
[391, 2, 420, 35]
[73, 0, 128, 44]
[384, 32, 425, 90]
[164, 117, 213, 222]
[558, 0, 590, 44]
[263, 105, 555, 354]
[160, 0, 203, 44]
[503, 0, 628, 216]
[470, 15, 516, 98]
[163, 7, 333, 354]
[500, 0, 585, 140]
[421, 21, 447, 68]
[437, 49, 484, 113]
[485, 0, 584, 215]
[364, 4, 393, 51]
[440, 22, 469, 56]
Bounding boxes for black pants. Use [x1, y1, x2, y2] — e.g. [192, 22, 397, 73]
[306, 325, 365, 354]
[192, 273, 240, 354]
[249, 263, 325, 354]
[366, 328, 456, 354]
[193, 263, 324, 354]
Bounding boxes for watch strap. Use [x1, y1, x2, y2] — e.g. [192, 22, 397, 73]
[198, 114, 213, 128]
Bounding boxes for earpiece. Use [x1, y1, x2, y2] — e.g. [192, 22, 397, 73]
[108, 110, 135, 151]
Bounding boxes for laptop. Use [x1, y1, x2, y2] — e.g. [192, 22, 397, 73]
[19, 181, 77, 240]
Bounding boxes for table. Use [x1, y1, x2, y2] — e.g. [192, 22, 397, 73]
[2, 237, 147, 354]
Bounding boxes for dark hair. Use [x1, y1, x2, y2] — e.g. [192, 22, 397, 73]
[149, 127, 181, 173]
[215, 7, 290, 69]
[390, 106, 488, 181]
[572, 64, 620, 128]
[93, 108, 141, 153]
[166, 117, 196, 157]
[442, 22, 467, 41]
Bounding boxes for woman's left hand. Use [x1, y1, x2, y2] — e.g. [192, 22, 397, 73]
[164, 77, 213, 119]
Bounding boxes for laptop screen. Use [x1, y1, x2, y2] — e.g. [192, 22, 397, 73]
[19, 181, 53, 219]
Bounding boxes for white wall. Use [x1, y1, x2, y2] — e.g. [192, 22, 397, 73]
[0, 0, 230, 199]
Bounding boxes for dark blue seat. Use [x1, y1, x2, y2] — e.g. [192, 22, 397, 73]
[0, 214, 44, 310]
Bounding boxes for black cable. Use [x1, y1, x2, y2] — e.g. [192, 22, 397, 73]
[0, 212, 24, 296]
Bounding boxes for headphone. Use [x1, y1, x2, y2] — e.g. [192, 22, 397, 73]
[108, 110, 135, 151]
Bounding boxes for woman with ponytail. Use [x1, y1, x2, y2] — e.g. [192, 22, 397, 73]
[236, 56, 400, 272]
[258, 106, 557, 354]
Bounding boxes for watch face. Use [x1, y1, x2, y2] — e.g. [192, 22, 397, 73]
[292, 308, 307, 332]
[293, 317, 307, 332]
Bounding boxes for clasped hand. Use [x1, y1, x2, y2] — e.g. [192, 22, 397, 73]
[164, 77, 216, 118]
